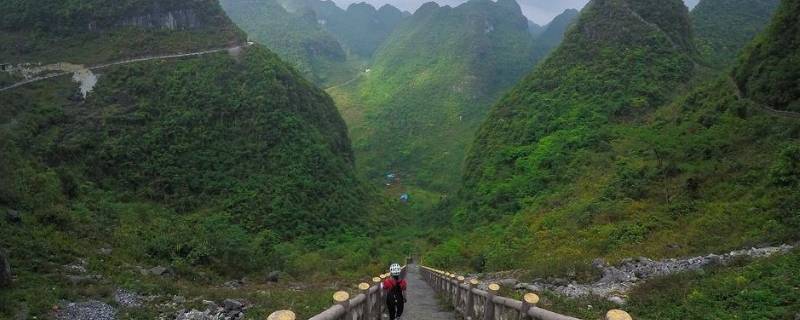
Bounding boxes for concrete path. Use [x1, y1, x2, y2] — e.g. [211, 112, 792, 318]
[401, 265, 456, 320]
[0, 44, 251, 93]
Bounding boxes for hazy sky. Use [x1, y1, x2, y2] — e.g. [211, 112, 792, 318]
[331, 0, 701, 25]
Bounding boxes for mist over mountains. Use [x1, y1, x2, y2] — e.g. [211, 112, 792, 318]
[329, 0, 702, 24]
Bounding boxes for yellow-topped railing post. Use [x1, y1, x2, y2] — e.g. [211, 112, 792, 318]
[267, 310, 295, 320]
[483, 283, 499, 320]
[519, 293, 539, 320]
[333, 291, 350, 318]
[606, 309, 633, 320]
[372, 276, 382, 319]
[467, 279, 479, 320]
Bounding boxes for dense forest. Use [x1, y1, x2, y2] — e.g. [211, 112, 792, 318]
[219, 0, 350, 84]
[0, 0, 401, 318]
[1, 0, 798, 318]
[330, 0, 540, 195]
[425, 0, 798, 317]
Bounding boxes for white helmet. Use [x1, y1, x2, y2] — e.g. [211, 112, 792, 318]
[390, 263, 402, 276]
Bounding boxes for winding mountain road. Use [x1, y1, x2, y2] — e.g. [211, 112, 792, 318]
[0, 44, 250, 93]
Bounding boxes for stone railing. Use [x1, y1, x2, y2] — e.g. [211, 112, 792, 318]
[419, 265, 633, 320]
[267, 266, 408, 320]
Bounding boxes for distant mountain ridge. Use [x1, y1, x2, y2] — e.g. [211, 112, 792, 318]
[692, 0, 781, 67]
[531, 8, 579, 59]
[220, 0, 350, 84]
[279, 0, 408, 58]
[331, 0, 538, 192]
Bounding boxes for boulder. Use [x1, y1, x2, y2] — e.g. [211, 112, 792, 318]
[222, 299, 243, 312]
[0, 249, 11, 287]
[149, 266, 168, 276]
[607, 295, 626, 305]
[202, 300, 218, 311]
[499, 278, 517, 287]
[6, 209, 21, 223]
[175, 309, 211, 320]
[266, 271, 280, 283]
[223, 279, 243, 289]
[591, 258, 608, 270]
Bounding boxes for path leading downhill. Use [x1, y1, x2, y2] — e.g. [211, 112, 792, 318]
[402, 265, 456, 320]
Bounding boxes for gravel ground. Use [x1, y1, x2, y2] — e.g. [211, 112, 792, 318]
[115, 289, 143, 308]
[56, 301, 116, 320]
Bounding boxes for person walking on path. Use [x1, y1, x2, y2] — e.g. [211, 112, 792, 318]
[382, 263, 407, 320]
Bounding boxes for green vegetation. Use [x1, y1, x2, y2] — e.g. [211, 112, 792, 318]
[280, 0, 406, 58]
[531, 9, 579, 60]
[219, 0, 360, 85]
[624, 250, 800, 319]
[428, 0, 800, 284]
[325, 3, 405, 58]
[0, 44, 403, 317]
[332, 0, 538, 194]
[692, 0, 780, 68]
[0, 0, 245, 64]
[0, 0, 408, 317]
[733, 0, 800, 112]
[497, 250, 800, 319]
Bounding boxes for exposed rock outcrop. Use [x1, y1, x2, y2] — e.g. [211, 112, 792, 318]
[5, 209, 21, 223]
[114, 9, 200, 31]
[512, 245, 795, 304]
[173, 299, 246, 320]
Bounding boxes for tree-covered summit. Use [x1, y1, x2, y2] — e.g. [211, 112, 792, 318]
[733, 0, 800, 112]
[692, 0, 780, 67]
[462, 0, 697, 222]
[331, 0, 538, 193]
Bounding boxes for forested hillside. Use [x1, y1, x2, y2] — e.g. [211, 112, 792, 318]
[733, 0, 800, 113]
[0, 0, 245, 64]
[2, 0, 798, 318]
[330, 0, 538, 194]
[220, 0, 353, 84]
[425, 0, 800, 316]
[279, 0, 406, 58]
[531, 8, 579, 60]
[0, 0, 393, 318]
[692, 0, 780, 67]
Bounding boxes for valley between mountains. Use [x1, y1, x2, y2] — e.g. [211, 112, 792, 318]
[1, 0, 799, 319]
